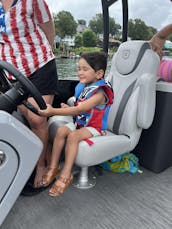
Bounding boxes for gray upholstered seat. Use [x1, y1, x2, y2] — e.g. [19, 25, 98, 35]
[48, 40, 160, 189]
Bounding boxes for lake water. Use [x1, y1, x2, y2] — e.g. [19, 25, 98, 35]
[56, 57, 112, 80]
[56, 58, 78, 80]
[56, 55, 172, 80]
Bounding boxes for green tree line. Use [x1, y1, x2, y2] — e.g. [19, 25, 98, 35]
[53, 10, 172, 48]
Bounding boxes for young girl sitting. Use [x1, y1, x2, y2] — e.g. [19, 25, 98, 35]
[38, 51, 114, 197]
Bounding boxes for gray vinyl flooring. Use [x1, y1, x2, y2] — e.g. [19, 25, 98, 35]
[1, 166, 172, 229]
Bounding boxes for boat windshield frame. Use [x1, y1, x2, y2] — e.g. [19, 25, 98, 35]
[101, 0, 128, 53]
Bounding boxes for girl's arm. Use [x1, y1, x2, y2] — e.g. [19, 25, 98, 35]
[39, 92, 105, 117]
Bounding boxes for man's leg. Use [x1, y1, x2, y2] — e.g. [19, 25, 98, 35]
[19, 95, 54, 188]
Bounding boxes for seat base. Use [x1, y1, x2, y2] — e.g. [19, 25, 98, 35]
[72, 167, 96, 189]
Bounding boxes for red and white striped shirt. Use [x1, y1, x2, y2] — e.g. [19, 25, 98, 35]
[0, 0, 54, 78]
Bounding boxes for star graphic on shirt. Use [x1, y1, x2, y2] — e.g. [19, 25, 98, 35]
[0, 25, 5, 33]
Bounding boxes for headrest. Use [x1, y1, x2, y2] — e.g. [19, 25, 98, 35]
[115, 41, 151, 75]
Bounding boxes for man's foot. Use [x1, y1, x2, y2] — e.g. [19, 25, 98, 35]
[41, 166, 61, 187]
[20, 169, 56, 197]
[20, 170, 45, 196]
[49, 174, 73, 197]
[33, 166, 46, 188]
[21, 183, 48, 196]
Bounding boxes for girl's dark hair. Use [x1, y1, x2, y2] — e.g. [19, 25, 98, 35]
[80, 51, 108, 74]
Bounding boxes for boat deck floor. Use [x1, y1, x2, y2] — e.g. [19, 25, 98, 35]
[1, 166, 172, 229]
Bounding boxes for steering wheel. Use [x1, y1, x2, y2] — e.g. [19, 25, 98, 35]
[0, 61, 47, 114]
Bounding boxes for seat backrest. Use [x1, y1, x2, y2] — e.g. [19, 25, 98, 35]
[107, 41, 160, 147]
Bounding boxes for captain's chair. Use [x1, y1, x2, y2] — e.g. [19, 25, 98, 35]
[49, 41, 160, 189]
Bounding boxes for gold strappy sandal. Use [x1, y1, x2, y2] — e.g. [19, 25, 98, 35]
[49, 174, 73, 197]
[41, 166, 61, 187]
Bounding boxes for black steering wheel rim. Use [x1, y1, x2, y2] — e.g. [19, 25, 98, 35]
[0, 60, 47, 111]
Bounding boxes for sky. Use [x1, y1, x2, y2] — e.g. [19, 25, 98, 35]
[46, 0, 172, 30]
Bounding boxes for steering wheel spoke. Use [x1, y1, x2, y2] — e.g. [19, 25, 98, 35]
[22, 100, 40, 115]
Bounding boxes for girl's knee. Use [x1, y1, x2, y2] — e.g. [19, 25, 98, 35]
[56, 126, 70, 138]
[67, 131, 79, 143]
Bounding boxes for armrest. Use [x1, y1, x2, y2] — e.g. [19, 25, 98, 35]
[67, 96, 75, 106]
[137, 73, 156, 129]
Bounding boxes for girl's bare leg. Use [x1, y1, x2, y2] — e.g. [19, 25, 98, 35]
[62, 128, 92, 177]
[49, 128, 93, 196]
[49, 126, 72, 167]
[41, 126, 72, 186]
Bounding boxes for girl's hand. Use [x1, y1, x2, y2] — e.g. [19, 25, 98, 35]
[38, 104, 54, 117]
